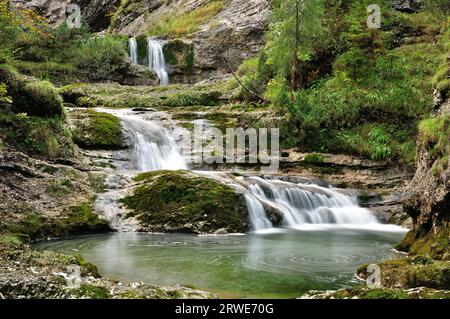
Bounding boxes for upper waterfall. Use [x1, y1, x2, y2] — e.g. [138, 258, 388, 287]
[129, 37, 138, 65]
[148, 38, 169, 86]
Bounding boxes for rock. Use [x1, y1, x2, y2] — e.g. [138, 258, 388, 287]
[392, 0, 421, 13]
[11, 0, 120, 31]
[120, 64, 159, 86]
[399, 111, 449, 260]
[108, 0, 270, 83]
[0, 65, 63, 117]
[122, 170, 249, 234]
[78, 0, 121, 32]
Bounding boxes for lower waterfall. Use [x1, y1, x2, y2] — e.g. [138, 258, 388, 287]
[243, 177, 378, 230]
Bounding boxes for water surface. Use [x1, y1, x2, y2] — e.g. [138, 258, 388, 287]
[35, 228, 406, 298]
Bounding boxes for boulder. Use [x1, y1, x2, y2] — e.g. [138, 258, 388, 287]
[120, 64, 160, 86]
[122, 171, 249, 234]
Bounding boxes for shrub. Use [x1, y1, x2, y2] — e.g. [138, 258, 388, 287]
[73, 37, 128, 81]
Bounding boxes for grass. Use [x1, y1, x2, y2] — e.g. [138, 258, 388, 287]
[147, 0, 225, 37]
[419, 115, 450, 175]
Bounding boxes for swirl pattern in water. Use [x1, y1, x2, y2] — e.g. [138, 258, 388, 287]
[34, 229, 405, 298]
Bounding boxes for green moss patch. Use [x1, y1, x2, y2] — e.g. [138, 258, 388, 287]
[72, 109, 124, 150]
[357, 256, 450, 290]
[8, 203, 111, 241]
[0, 64, 63, 117]
[397, 226, 450, 261]
[122, 171, 246, 234]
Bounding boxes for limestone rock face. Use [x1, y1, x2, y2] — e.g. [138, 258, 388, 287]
[120, 64, 160, 86]
[402, 138, 449, 232]
[110, 0, 270, 83]
[11, 0, 120, 31]
[192, 0, 270, 79]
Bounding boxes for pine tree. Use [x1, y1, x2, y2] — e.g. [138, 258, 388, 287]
[266, 0, 325, 100]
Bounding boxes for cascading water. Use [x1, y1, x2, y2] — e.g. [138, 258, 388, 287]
[129, 37, 138, 65]
[148, 37, 169, 86]
[91, 108, 390, 233]
[98, 108, 186, 172]
[243, 177, 379, 231]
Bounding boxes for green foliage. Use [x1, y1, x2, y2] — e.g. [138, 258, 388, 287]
[241, 0, 447, 163]
[369, 126, 391, 161]
[360, 288, 409, 299]
[72, 109, 124, 150]
[73, 36, 128, 81]
[266, 0, 325, 80]
[419, 115, 450, 174]
[147, 1, 225, 37]
[2, 7, 128, 84]
[122, 171, 245, 234]
[303, 153, 325, 164]
[0, 82, 12, 107]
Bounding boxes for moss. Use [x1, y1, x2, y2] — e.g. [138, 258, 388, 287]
[134, 169, 189, 182]
[72, 109, 124, 150]
[163, 40, 195, 76]
[358, 257, 450, 290]
[303, 154, 325, 164]
[360, 288, 409, 299]
[74, 284, 110, 299]
[46, 179, 76, 198]
[10, 203, 111, 241]
[0, 64, 63, 117]
[397, 227, 450, 261]
[122, 171, 245, 233]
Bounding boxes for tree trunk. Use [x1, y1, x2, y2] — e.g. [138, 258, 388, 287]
[291, 0, 301, 101]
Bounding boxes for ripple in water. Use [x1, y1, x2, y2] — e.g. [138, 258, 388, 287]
[34, 229, 406, 298]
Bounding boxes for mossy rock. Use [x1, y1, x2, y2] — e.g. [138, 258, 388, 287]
[71, 109, 124, 150]
[0, 65, 63, 117]
[9, 203, 111, 241]
[357, 257, 450, 290]
[122, 171, 248, 234]
[163, 39, 195, 75]
[396, 226, 450, 261]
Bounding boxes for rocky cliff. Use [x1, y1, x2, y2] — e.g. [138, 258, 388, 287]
[11, 0, 270, 82]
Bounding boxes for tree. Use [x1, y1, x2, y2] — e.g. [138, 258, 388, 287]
[266, 0, 325, 100]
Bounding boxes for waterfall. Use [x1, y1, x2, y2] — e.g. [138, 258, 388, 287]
[244, 177, 379, 231]
[94, 108, 383, 233]
[148, 37, 169, 86]
[245, 190, 273, 231]
[96, 108, 186, 172]
[129, 37, 138, 65]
